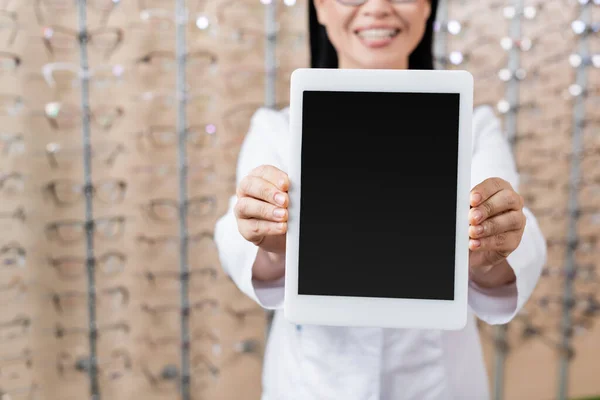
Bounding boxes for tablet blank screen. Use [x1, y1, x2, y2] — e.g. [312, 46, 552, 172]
[298, 90, 460, 301]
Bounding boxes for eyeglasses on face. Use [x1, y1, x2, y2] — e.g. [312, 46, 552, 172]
[335, 0, 418, 5]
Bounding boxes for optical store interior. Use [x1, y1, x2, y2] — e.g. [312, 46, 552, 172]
[0, 0, 598, 399]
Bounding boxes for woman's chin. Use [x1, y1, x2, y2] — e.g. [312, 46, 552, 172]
[349, 38, 409, 69]
[353, 53, 409, 70]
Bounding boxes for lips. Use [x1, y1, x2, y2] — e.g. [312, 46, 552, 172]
[354, 26, 402, 49]
[356, 28, 401, 39]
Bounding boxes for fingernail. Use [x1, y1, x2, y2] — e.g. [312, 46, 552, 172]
[473, 225, 484, 235]
[471, 192, 482, 205]
[472, 210, 482, 222]
[274, 193, 286, 206]
[279, 178, 287, 189]
[471, 239, 481, 248]
[273, 208, 285, 218]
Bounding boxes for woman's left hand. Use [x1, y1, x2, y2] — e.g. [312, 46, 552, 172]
[468, 177, 526, 288]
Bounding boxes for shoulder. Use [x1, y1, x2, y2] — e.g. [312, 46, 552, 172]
[238, 106, 290, 167]
[250, 106, 290, 136]
[472, 104, 500, 133]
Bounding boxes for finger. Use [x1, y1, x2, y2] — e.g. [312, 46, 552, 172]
[470, 177, 512, 207]
[469, 230, 522, 257]
[234, 196, 288, 222]
[469, 189, 523, 225]
[469, 210, 525, 239]
[237, 175, 288, 207]
[249, 164, 289, 191]
[238, 219, 287, 245]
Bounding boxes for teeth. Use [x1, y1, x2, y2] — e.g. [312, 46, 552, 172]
[358, 29, 398, 39]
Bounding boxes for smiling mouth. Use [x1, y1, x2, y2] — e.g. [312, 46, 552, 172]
[356, 28, 401, 39]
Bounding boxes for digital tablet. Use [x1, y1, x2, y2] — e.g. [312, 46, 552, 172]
[283, 68, 473, 330]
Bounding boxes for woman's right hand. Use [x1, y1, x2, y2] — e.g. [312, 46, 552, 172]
[234, 165, 289, 255]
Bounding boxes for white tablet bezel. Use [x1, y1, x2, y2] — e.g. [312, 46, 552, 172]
[284, 68, 473, 330]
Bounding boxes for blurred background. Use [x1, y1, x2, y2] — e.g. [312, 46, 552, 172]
[0, 0, 598, 399]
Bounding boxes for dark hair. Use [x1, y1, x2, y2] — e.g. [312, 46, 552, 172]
[309, 0, 439, 69]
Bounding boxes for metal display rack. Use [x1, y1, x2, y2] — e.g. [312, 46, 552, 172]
[175, 0, 192, 399]
[263, 0, 279, 337]
[433, 0, 450, 70]
[265, 0, 278, 110]
[493, 1, 525, 399]
[557, 3, 593, 399]
[76, 0, 100, 398]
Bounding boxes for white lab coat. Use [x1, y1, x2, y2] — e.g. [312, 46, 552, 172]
[214, 105, 547, 400]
